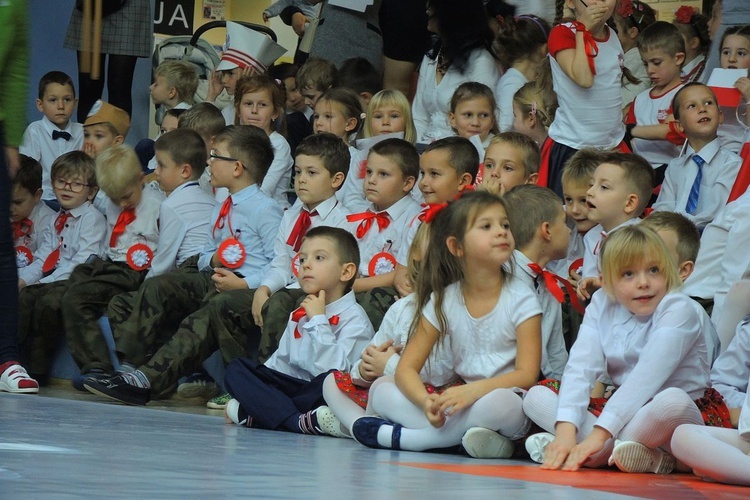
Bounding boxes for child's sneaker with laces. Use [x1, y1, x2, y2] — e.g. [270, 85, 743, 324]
[177, 372, 220, 399]
[207, 392, 232, 409]
[0, 361, 39, 394]
[461, 427, 515, 459]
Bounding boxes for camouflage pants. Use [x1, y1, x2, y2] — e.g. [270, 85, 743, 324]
[62, 258, 146, 373]
[18, 280, 69, 377]
[259, 285, 396, 361]
[109, 265, 261, 396]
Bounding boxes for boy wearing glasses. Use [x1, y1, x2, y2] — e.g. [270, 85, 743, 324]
[84, 125, 282, 405]
[17, 151, 106, 384]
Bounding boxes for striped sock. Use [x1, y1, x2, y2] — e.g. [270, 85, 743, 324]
[121, 370, 151, 389]
[298, 409, 324, 435]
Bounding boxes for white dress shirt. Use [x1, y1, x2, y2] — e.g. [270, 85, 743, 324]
[19, 117, 84, 201]
[653, 138, 742, 229]
[347, 195, 422, 278]
[105, 184, 164, 263]
[260, 195, 351, 294]
[14, 200, 56, 257]
[265, 290, 375, 381]
[146, 181, 217, 279]
[19, 201, 106, 285]
[510, 250, 568, 380]
[556, 290, 710, 437]
[581, 218, 640, 280]
[197, 183, 283, 288]
[711, 317, 750, 408]
[422, 276, 542, 383]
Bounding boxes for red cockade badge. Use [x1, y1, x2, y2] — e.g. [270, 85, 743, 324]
[368, 252, 397, 276]
[217, 238, 246, 269]
[126, 243, 153, 271]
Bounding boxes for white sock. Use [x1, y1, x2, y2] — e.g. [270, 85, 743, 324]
[322, 373, 364, 434]
[672, 423, 750, 485]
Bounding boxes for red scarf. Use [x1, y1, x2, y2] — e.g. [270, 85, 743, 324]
[109, 207, 136, 248]
[347, 210, 390, 239]
[528, 262, 585, 315]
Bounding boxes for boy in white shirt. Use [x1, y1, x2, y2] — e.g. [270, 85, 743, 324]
[224, 226, 374, 433]
[253, 133, 352, 361]
[578, 152, 654, 301]
[61, 145, 164, 383]
[150, 60, 198, 123]
[652, 83, 742, 230]
[19, 71, 83, 209]
[11, 156, 55, 268]
[18, 151, 107, 383]
[504, 185, 573, 381]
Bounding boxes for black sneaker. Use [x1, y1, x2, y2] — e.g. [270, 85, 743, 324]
[84, 374, 151, 406]
[72, 369, 111, 392]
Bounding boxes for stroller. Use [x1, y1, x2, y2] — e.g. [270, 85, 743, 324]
[151, 21, 278, 106]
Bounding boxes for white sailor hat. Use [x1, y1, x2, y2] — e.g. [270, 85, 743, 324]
[215, 21, 287, 74]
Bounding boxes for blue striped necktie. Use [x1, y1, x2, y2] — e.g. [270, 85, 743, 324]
[685, 154, 704, 214]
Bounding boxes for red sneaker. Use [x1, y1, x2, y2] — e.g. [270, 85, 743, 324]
[0, 361, 40, 394]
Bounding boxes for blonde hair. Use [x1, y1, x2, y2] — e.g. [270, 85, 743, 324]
[487, 131, 540, 177]
[364, 89, 417, 144]
[600, 225, 682, 299]
[513, 80, 558, 132]
[155, 61, 199, 104]
[96, 145, 143, 199]
[407, 222, 431, 287]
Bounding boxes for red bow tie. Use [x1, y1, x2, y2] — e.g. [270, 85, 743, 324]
[110, 207, 137, 248]
[347, 210, 390, 239]
[286, 209, 316, 252]
[54, 211, 71, 234]
[418, 203, 448, 224]
[528, 263, 585, 315]
[291, 307, 340, 338]
[12, 219, 33, 240]
[213, 197, 232, 237]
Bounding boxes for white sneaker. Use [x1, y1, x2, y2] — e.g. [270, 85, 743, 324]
[461, 427, 515, 459]
[524, 432, 555, 464]
[225, 398, 252, 427]
[0, 362, 39, 394]
[610, 441, 676, 474]
[314, 406, 351, 438]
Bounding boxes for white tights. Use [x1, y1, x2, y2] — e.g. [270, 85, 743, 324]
[671, 424, 750, 485]
[522, 385, 703, 468]
[715, 279, 750, 354]
[366, 378, 530, 451]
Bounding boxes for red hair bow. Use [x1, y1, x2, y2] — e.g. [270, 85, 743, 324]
[674, 6, 696, 24]
[418, 203, 448, 224]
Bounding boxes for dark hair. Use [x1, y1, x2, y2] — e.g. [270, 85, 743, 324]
[493, 14, 551, 68]
[234, 74, 286, 134]
[303, 226, 360, 290]
[671, 82, 717, 120]
[154, 129, 207, 180]
[214, 125, 274, 184]
[426, 0, 499, 74]
[13, 155, 43, 194]
[38, 71, 75, 99]
[411, 190, 509, 342]
[295, 132, 351, 179]
[268, 62, 300, 82]
[338, 57, 382, 97]
[637, 21, 686, 58]
[504, 185, 562, 249]
[597, 152, 654, 215]
[423, 136, 479, 182]
[720, 25, 750, 56]
[370, 138, 420, 180]
[178, 102, 226, 143]
[672, 7, 711, 57]
[617, 0, 656, 33]
[449, 81, 499, 136]
[164, 107, 187, 121]
[641, 211, 700, 263]
[296, 56, 339, 92]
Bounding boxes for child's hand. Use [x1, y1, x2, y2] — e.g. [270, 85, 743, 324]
[736, 77, 750, 101]
[301, 290, 326, 318]
[576, 276, 601, 301]
[541, 422, 577, 470]
[82, 142, 96, 158]
[478, 174, 504, 196]
[560, 427, 610, 471]
[394, 266, 412, 297]
[206, 69, 224, 102]
[291, 12, 308, 37]
[580, 0, 610, 31]
[568, 268, 582, 287]
[434, 383, 483, 418]
[212, 267, 248, 292]
[423, 393, 445, 427]
[251, 286, 271, 327]
[359, 340, 402, 381]
[18, 278, 26, 290]
[262, 11, 270, 23]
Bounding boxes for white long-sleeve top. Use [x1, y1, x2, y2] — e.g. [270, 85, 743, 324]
[104, 184, 164, 263]
[262, 131, 293, 209]
[711, 317, 750, 408]
[349, 294, 455, 388]
[19, 201, 106, 285]
[556, 290, 710, 437]
[741, 373, 750, 440]
[265, 290, 374, 381]
[14, 200, 56, 258]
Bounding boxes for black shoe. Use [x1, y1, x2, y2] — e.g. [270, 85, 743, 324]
[351, 416, 402, 450]
[84, 373, 151, 405]
[72, 369, 111, 392]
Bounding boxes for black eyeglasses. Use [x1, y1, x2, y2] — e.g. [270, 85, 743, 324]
[53, 178, 91, 193]
[209, 149, 246, 170]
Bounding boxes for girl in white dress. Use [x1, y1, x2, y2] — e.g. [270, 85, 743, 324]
[351, 190, 542, 457]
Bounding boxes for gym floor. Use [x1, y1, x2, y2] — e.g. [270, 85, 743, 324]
[1, 387, 747, 499]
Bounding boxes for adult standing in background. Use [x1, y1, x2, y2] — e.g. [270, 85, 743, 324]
[308, 0, 383, 72]
[64, 0, 153, 121]
[0, 0, 39, 394]
[379, 0, 431, 97]
[412, 0, 500, 144]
